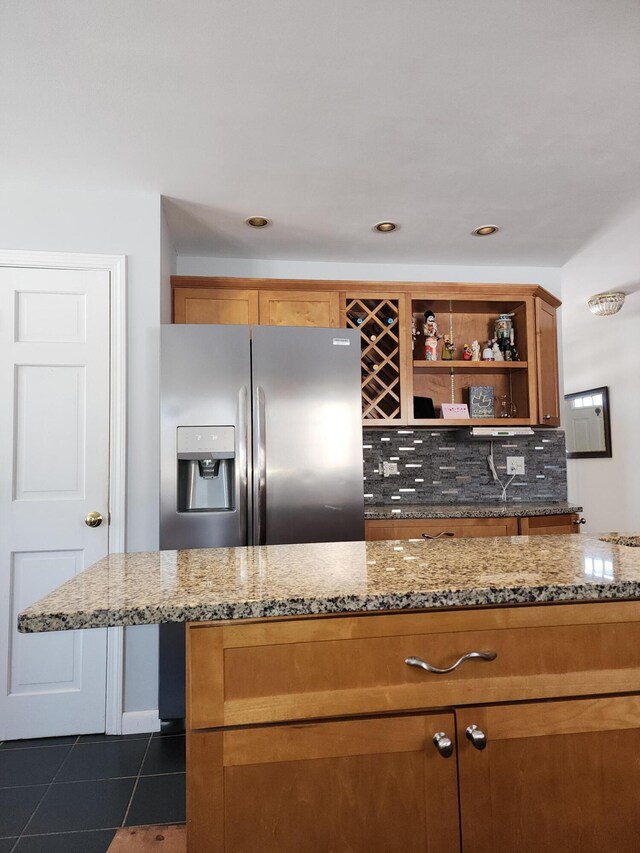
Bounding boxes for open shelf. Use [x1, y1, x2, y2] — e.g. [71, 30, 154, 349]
[413, 360, 528, 369]
[411, 417, 532, 427]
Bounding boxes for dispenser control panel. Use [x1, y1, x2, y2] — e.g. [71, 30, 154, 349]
[177, 426, 235, 459]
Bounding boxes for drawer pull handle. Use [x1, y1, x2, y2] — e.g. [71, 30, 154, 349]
[433, 731, 454, 758]
[421, 531, 455, 540]
[405, 650, 497, 675]
[465, 724, 487, 750]
[572, 517, 586, 525]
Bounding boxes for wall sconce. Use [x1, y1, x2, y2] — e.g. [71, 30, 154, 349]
[587, 292, 625, 316]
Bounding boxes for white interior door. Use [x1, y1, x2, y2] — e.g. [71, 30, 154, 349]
[0, 266, 110, 739]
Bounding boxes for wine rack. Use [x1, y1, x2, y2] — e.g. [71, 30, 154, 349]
[346, 297, 401, 421]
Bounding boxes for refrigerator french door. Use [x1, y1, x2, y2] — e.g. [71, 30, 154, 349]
[159, 324, 364, 719]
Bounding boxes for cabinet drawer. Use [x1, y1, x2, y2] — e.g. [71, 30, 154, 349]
[365, 517, 517, 540]
[518, 513, 580, 535]
[187, 602, 640, 729]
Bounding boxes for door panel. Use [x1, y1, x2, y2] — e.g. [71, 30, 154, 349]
[15, 365, 85, 499]
[10, 551, 83, 692]
[173, 287, 259, 324]
[188, 712, 460, 853]
[535, 298, 560, 425]
[258, 290, 340, 327]
[0, 267, 110, 739]
[457, 696, 640, 852]
[251, 326, 364, 546]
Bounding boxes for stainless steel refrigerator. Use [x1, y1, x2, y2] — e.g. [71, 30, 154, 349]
[159, 324, 364, 719]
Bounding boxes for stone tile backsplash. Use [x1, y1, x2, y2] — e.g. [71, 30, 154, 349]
[362, 428, 567, 505]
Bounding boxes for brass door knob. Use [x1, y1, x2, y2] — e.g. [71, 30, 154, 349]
[85, 511, 103, 528]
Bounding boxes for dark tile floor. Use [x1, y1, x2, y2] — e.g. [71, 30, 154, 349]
[0, 731, 185, 852]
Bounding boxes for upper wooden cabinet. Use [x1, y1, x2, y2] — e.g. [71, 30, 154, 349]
[171, 277, 561, 427]
[174, 286, 259, 325]
[173, 279, 340, 328]
[258, 290, 340, 327]
[535, 296, 561, 426]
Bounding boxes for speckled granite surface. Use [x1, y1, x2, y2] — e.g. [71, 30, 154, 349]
[18, 535, 640, 633]
[364, 502, 583, 520]
[599, 534, 640, 547]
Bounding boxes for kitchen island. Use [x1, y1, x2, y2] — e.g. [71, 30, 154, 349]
[18, 535, 640, 852]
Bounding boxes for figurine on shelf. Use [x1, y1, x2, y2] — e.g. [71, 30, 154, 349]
[462, 344, 473, 361]
[424, 334, 439, 361]
[482, 340, 495, 361]
[471, 340, 481, 361]
[423, 308, 441, 361]
[423, 308, 440, 339]
[492, 341, 504, 361]
[442, 334, 455, 360]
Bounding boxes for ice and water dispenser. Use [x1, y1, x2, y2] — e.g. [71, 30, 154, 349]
[176, 426, 235, 512]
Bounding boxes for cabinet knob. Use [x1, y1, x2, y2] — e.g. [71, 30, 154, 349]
[433, 731, 454, 758]
[544, 414, 552, 420]
[465, 724, 487, 750]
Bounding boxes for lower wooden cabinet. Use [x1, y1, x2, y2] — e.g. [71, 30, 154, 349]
[365, 514, 582, 541]
[518, 512, 581, 535]
[188, 712, 460, 853]
[457, 695, 640, 852]
[188, 695, 640, 853]
[187, 604, 640, 852]
[365, 516, 518, 540]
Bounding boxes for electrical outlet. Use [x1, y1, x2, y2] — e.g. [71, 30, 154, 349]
[506, 456, 525, 475]
[379, 461, 399, 477]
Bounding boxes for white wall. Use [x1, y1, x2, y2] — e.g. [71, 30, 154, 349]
[0, 186, 162, 713]
[561, 203, 640, 534]
[160, 205, 176, 324]
[177, 255, 562, 298]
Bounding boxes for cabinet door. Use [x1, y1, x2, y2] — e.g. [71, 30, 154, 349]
[535, 298, 560, 425]
[188, 713, 460, 853]
[457, 695, 640, 853]
[258, 290, 340, 327]
[173, 287, 259, 324]
[365, 517, 518, 540]
[518, 513, 581, 535]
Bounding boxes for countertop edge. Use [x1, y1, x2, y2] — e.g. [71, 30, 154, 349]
[364, 504, 583, 520]
[18, 580, 640, 633]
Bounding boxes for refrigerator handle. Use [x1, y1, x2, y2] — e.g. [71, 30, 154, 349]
[254, 385, 267, 546]
[238, 385, 250, 546]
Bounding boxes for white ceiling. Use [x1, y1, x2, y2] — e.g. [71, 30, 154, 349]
[2, 0, 639, 265]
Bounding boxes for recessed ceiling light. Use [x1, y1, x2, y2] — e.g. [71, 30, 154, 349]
[374, 222, 397, 233]
[472, 224, 499, 236]
[245, 216, 271, 228]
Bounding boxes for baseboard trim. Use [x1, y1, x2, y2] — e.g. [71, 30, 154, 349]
[121, 710, 161, 735]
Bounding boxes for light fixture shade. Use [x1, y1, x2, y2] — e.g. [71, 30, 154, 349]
[587, 292, 625, 316]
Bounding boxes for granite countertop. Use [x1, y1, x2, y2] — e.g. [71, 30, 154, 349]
[364, 502, 583, 520]
[599, 533, 640, 547]
[18, 535, 640, 633]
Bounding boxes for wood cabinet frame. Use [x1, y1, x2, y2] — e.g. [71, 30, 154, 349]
[172, 276, 561, 427]
[186, 601, 640, 852]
